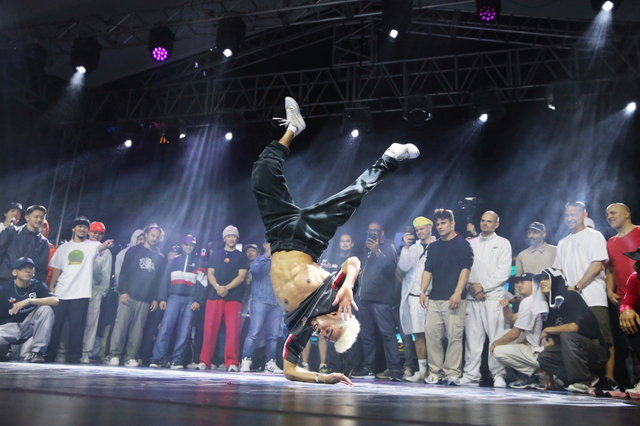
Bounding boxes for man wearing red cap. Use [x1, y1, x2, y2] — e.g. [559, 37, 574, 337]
[80, 221, 113, 364]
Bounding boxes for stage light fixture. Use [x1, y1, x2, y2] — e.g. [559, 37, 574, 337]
[626, 102, 637, 113]
[591, 0, 621, 12]
[546, 81, 586, 112]
[215, 111, 246, 141]
[382, 0, 412, 42]
[342, 108, 373, 137]
[70, 37, 101, 74]
[76, 66, 86, 75]
[148, 27, 175, 62]
[476, 0, 501, 22]
[124, 140, 132, 148]
[469, 87, 505, 122]
[403, 94, 433, 125]
[216, 17, 246, 58]
[479, 114, 489, 123]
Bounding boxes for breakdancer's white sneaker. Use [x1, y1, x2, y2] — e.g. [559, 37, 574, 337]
[273, 97, 306, 137]
[384, 143, 420, 161]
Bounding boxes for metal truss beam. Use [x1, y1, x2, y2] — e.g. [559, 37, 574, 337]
[86, 40, 640, 126]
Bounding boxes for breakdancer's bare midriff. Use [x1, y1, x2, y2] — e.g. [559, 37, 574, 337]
[271, 250, 330, 313]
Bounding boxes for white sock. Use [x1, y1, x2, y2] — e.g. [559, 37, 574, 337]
[419, 359, 427, 375]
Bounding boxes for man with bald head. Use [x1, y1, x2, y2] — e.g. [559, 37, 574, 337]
[606, 203, 640, 306]
[460, 211, 512, 387]
[605, 203, 640, 388]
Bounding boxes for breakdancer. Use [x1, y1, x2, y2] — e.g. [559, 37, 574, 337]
[251, 97, 419, 384]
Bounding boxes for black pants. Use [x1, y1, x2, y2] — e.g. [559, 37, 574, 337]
[538, 332, 610, 384]
[46, 298, 90, 363]
[251, 141, 398, 261]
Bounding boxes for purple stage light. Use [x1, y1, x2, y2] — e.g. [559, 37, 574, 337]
[478, 7, 497, 21]
[151, 47, 169, 62]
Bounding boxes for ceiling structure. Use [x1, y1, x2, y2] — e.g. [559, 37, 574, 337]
[1, 0, 639, 244]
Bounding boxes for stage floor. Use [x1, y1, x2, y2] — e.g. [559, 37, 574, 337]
[1, 363, 638, 426]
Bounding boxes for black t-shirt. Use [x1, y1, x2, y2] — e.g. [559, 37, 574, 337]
[424, 235, 473, 300]
[207, 249, 249, 302]
[543, 291, 604, 343]
[283, 271, 354, 365]
[0, 279, 52, 325]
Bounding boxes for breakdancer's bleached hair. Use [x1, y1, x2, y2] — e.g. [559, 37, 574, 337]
[334, 315, 361, 353]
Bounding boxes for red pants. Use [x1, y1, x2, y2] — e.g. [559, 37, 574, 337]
[199, 299, 242, 368]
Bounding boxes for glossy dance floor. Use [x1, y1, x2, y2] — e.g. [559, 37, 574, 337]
[1, 363, 639, 426]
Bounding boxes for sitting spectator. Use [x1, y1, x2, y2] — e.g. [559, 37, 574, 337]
[490, 273, 544, 389]
[619, 247, 640, 394]
[106, 224, 165, 367]
[0, 205, 50, 283]
[0, 257, 59, 363]
[535, 268, 610, 393]
[0, 201, 23, 232]
[150, 235, 205, 369]
[240, 242, 283, 374]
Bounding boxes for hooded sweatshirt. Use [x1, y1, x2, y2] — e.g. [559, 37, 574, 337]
[118, 243, 165, 303]
[114, 229, 144, 289]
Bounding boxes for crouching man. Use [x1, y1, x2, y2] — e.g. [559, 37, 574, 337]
[0, 257, 59, 362]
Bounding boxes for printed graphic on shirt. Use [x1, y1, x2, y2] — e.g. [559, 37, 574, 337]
[68, 250, 85, 265]
[139, 257, 155, 272]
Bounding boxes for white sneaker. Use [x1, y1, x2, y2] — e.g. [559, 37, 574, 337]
[240, 357, 252, 372]
[424, 374, 443, 384]
[170, 362, 184, 370]
[79, 353, 90, 364]
[566, 382, 591, 394]
[273, 97, 306, 137]
[493, 375, 507, 388]
[264, 359, 283, 374]
[227, 364, 239, 372]
[384, 143, 420, 161]
[458, 376, 479, 386]
[195, 362, 208, 370]
[107, 356, 120, 366]
[301, 362, 310, 371]
[124, 359, 139, 367]
[186, 362, 198, 370]
[149, 362, 160, 368]
[403, 367, 414, 379]
[404, 371, 425, 382]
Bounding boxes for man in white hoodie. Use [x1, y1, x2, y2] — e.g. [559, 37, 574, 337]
[461, 211, 512, 387]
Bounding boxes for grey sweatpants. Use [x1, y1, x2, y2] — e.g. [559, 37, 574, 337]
[0, 305, 55, 355]
[108, 298, 150, 362]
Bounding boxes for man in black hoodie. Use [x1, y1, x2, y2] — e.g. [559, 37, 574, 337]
[535, 268, 610, 393]
[106, 224, 166, 367]
[0, 205, 50, 283]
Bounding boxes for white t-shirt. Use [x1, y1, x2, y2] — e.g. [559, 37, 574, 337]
[553, 227, 609, 307]
[513, 295, 542, 352]
[50, 240, 101, 300]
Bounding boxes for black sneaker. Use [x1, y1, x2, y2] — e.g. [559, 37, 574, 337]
[319, 365, 332, 374]
[509, 375, 538, 389]
[352, 368, 375, 379]
[596, 378, 620, 392]
[28, 352, 45, 363]
[390, 370, 402, 382]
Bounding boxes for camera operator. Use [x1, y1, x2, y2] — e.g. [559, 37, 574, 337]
[351, 222, 402, 381]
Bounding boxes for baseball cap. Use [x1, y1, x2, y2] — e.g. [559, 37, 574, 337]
[89, 221, 106, 233]
[12, 257, 35, 270]
[528, 222, 545, 233]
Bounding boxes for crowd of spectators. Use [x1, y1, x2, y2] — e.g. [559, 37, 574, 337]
[1, 199, 640, 396]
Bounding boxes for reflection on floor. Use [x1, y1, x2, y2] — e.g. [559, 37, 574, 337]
[1, 363, 638, 426]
